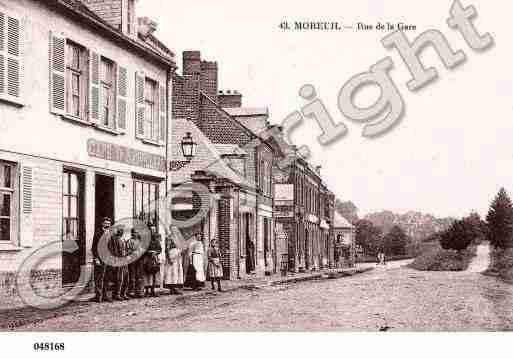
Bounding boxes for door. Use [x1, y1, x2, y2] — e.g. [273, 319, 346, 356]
[95, 174, 115, 233]
[62, 170, 85, 285]
[305, 228, 310, 269]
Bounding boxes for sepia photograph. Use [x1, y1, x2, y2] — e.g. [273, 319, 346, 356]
[0, 0, 511, 356]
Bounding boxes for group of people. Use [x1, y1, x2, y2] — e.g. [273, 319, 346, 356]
[91, 217, 225, 303]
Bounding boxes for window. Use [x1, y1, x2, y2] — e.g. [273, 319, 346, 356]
[101, 57, 115, 128]
[62, 171, 80, 241]
[126, 0, 135, 35]
[66, 41, 88, 119]
[133, 179, 159, 226]
[135, 73, 164, 143]
[144, 78, 158, 141]
[0, 162, 15, 242]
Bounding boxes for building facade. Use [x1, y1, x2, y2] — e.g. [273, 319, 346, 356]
[0, 0, 174, 295]
[273, 146, 336, 273]
[333, 212, 356, 268]
[172, 51, 276, 279]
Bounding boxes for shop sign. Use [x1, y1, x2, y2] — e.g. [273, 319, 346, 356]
[87, 139, 166, 172]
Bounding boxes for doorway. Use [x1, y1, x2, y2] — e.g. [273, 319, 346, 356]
[95, 174, 115, 234]
[62, 170, 85, 285]
[244, 213, 255, 274]
[305, 229, 310, 270]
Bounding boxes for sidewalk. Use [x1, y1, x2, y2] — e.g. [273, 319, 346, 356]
[1, 266, 373, 312]
[0, 266, 373, 330]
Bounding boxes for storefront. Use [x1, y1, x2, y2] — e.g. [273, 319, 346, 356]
[0, 138, 167, 290]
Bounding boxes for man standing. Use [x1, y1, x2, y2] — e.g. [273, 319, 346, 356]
[110, 226, 130, 301]
[127, 228, 145, 298]
[91, 217, 113, 303]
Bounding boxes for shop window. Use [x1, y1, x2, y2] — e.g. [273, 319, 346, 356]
[0, 162, 16, 242]
[133, 179, 159, 226]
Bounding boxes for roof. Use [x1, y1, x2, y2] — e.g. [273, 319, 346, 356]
[223, 107, 268, 117]
[170, 119, 252, 187]
[334, 212, 354, 228]
[54, 0, 175, 66]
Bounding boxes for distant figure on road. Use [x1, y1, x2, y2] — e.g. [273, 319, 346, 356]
[377, 252, 385, 266]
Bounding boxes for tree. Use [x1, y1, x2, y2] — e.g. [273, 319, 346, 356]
[355, 219, 382, 256]
[335, 200, 359, 224]
[439, 219, 473, 253]
[462, 211, 488, 243]
[486, 188, 513, 249]
[383, 225, 411, 256]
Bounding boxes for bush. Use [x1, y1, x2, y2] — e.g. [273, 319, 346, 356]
[409, 244, 477, 271]
[486, 247, 513, 281]
[439, 219, 473, 252]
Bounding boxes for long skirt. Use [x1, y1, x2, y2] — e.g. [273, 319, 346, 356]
[184, 253, 205, 288]
[207, 258, 223, 279]
[192, 253, 206, 282]
[163, 255, 184, 287]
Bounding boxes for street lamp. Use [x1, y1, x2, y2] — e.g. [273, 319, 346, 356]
[181, 132, 197, 162]
[170, 132, 198, 171]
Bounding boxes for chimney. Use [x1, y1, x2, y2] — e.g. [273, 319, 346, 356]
[137, 17, 158, 39]
[183, 51, 201, 75]
[200, 60, 218, 102]
[219, 90, 242, 108]
[315, 165, 322, 175]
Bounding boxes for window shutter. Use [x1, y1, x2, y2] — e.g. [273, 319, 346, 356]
[116, 65, 128, 132]
[20, 166, 33, 248]
[158, 83, 166, 143]
[49, 32, 66, 115]
[89, 51, 100, 123]
[135, 71, 145, 138]
[0, 12, 5, 96]
[6, 15, 20, 99]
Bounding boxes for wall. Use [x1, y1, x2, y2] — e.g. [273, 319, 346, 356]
[0, 0, 171, 294]
[0, 0, 169, 177]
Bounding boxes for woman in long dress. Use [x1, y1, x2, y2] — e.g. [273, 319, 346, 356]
[185, 233, 205, 290]
[207, 239, 224, 292]
[163, 235, 184, 295]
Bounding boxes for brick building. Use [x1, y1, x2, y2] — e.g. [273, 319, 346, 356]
[172, 51, 276, 279]
[0, 0, 174, 296]
[333, 212, 356, 268]
[273, 145, 336, 273]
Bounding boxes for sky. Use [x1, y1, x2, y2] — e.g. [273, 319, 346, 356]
[139, 0, 512, 218]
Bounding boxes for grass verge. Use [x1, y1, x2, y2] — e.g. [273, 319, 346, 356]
[484, 247, 513, 283]
[409, 243, 477, 271]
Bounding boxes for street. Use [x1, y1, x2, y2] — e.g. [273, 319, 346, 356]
[5, 261, 513, 331]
